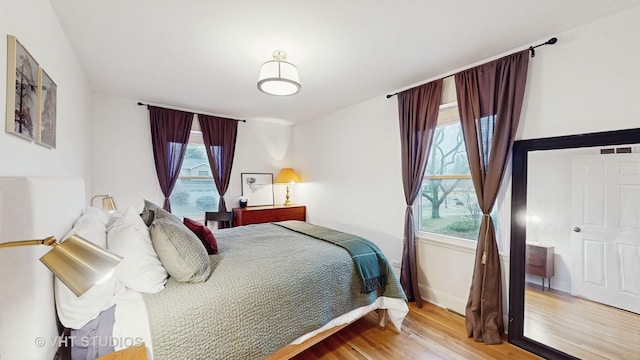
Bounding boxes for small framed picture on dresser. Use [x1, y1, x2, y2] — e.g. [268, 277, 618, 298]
[241, 173, 274, 206]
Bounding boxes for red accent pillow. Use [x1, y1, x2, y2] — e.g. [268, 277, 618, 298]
[183, 217, 218, 254]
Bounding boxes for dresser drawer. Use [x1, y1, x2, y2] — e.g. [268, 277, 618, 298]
[526, 244, 554, 277]
[526, 258, 548, 276]
[233, 205, 307, 226]
[241, 209, 276, 224]
[275, 207, 306, 221]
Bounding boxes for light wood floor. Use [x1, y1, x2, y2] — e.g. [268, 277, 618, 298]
[291, 302, 541, 360]
[525, 284, 640, 360]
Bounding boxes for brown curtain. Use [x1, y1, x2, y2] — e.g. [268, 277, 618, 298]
[149, 106, 194, 211]
[198, 114, 238, 227]
[455, 50, 529, 344]
[397, 80, 443, 307]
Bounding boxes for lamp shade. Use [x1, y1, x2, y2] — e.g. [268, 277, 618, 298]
[102, 196, 117, 212]
[258, 50, 301, 96]
[91, 194, 117, 212]
[275, 168, 301, 184]
[39, 234, 122, 296]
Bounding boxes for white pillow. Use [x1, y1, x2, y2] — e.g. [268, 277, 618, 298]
[71, 212, 107, 246]
[55, 213, 122, 329]
[107, 206, 168, 293]
[107, 205, 139, 228]
[82, 206, 109, 226]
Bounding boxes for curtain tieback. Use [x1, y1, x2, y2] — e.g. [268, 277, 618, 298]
[481, 213, 491, 265]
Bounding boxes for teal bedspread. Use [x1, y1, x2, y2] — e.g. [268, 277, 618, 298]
[274, 220, 389, 293]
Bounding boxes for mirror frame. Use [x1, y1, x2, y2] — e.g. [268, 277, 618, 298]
[508, 127, 640, 360]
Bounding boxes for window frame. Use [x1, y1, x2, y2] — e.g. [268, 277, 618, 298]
[169, 130, 219, 221]
[414, 102, 510, 254]
[416, 102, 479, 244]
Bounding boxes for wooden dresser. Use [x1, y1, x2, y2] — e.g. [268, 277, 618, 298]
[526, 243, 554, 291]
[232, 205, 306, 226]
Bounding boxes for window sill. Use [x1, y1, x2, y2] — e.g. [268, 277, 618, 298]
[415, 231, 477, 252]
[415, 231, 509, 258]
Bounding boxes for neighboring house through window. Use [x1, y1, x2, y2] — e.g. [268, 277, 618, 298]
[169, 131, 219, 220]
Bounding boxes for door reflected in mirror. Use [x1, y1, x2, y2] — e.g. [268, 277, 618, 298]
[509, 130, 640, 360]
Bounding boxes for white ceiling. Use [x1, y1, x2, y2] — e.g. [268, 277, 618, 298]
[50, 0, 640, 125]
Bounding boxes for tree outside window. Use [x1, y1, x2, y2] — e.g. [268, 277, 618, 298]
[420, 104, 482, 240]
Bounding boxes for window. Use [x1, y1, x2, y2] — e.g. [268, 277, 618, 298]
[169, 131, 219, 220]
[419, 103, 482, 241]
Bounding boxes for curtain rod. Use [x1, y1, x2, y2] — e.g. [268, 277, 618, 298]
[137, 101, 247, 122]
[385, 37, 558, 99]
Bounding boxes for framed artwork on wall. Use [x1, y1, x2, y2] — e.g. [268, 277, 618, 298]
[241, 173, 274, 207]
[6, 35, 39, 142]
[5, 34, 57, 148]
[37, 68, 57, 148]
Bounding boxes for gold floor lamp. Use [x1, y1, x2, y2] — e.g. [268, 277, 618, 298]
[0, 234, 122, 297]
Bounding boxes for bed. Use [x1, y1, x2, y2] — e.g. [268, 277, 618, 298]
[0, 177, 408, 360]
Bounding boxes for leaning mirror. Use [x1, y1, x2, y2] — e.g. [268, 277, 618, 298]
[509, 128, 640, 360]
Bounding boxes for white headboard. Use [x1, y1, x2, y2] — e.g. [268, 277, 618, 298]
[0, 177, 85, 360]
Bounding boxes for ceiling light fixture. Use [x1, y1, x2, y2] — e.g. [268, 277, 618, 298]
[257, 50, 301, 96]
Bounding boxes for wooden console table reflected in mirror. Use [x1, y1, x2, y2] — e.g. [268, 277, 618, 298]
[526, 243, 554, 291]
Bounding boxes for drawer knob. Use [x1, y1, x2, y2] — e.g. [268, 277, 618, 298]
[573, 226, 581, 233]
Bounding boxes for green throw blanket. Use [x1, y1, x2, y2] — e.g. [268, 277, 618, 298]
[274, 220, 389, 293]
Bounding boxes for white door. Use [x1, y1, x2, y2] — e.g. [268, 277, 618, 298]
[571, 153, 640, 314]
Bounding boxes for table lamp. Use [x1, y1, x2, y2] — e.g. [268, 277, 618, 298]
[0, 234, 122, 296]
[275, 168, 300, 206]
[91, 194, 117, 212]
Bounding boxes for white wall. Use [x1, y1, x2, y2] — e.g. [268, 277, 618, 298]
[292, 6, 640, 315]
[292, 96, 406, 268]
[92, 93, 294, 211]
[0, 1, 93, 358]
[518, 7, 640, 140]
[232, 118, 295, 206]
[0, 0, 93, 193]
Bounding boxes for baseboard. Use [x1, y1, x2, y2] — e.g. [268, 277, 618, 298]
[419, 285, 510, 334]
[418, 284, 467, 315]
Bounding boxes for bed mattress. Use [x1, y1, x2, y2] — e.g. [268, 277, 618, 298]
[113, 223, 408, 359]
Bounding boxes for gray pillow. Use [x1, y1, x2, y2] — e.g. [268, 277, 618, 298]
[149, 217, 212, 283]
[141, 199, 180, 226]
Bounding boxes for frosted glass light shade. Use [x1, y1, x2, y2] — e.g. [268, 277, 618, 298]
[258, 50, 301, 96]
